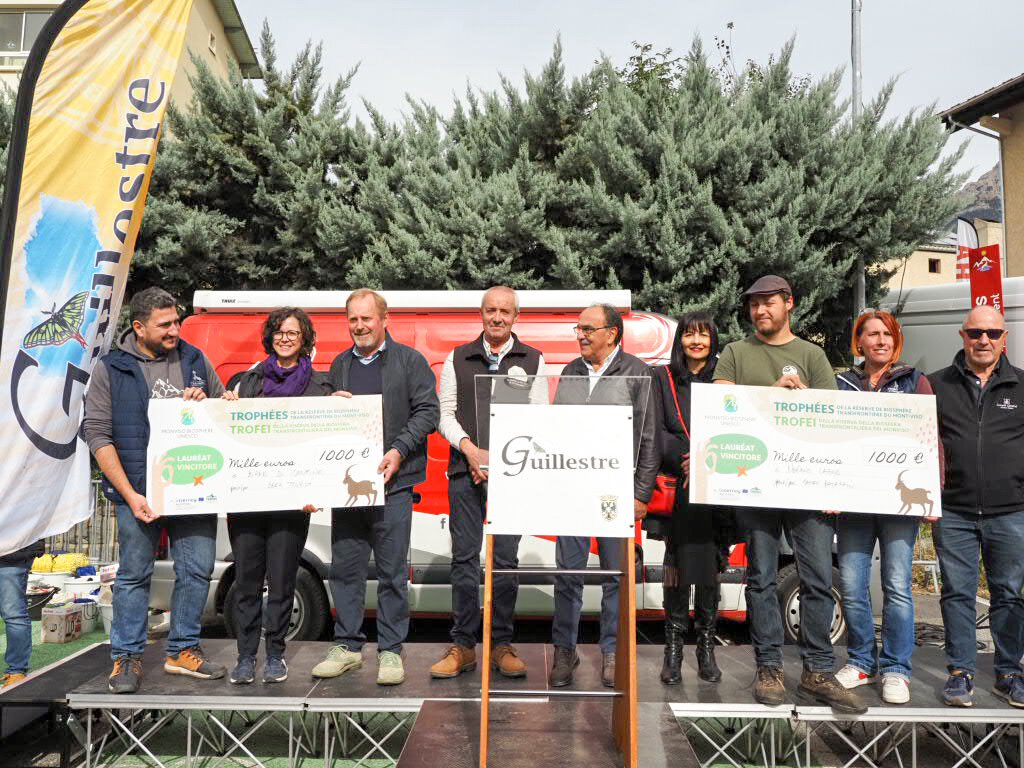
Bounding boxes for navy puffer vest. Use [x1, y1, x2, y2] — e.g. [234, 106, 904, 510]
[101, 340, 209, 503]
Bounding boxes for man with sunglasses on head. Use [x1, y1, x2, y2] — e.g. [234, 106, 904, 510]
[929, 305, 1024, 709]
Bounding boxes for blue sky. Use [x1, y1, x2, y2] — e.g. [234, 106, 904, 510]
[236, 0, 1023, 183]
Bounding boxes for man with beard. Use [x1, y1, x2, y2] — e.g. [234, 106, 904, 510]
[83, 287, 226, 694]
[713, 275, 865, 715]
[312, 289, 439, 686]
[430, 286, 547, 680]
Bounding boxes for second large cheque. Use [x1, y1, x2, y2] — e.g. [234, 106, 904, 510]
[688, 383, 942, 517]
[146, 396, 385, 515]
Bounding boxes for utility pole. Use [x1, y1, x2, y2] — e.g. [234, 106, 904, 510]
[852, 0, 865, 317]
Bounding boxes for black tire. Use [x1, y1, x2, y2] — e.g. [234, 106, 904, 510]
[776, 563, 848, 646]
[222, 566, 330, 642]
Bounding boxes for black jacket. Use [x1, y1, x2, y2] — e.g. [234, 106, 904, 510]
[654, 362, 715, 477]
[233, 361, 334, 399]
[929, 351, 1024, 515]
[328, 333, 440, 492]
[0, 540, 44, 568]
[557, 349, 660, 503]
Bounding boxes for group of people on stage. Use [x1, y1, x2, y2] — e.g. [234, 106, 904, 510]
[2, 275, 1020, 716]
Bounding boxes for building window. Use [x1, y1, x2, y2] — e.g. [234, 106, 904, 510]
[0, 11, 51, 66]
[928, 258, 941, 274]
[208, 32, 216, 55]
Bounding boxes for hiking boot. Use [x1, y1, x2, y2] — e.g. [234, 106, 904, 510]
[548, 647, 579, 688]
[492, 645, 527, 678]
[430, 645, 476, 679]
[229, 656, 256, 685]
[943, 670, 974, 707]
[602, 652, 616, 688]
[661, 620, 684, 686]
[164, 646, 226, 680]
[881, 674, 910, 704]
[377, 651, 404, 686]
[754, 665, 786, 706]
[993, 673, 1024, 708]
[0, 673, 27, 689]
[835, 664, 878, 689]
[108, 657, 143, 694]
[799, 670, 868, 715]
[312, 645, 363, 679]
[263, 656, 288, 684]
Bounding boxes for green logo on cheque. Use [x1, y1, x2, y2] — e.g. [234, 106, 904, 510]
[161, 445, 225, 484]
[705, 434, 768, 475]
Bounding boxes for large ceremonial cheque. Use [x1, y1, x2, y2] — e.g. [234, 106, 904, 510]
[689, 383, 942, 517]
[486, 403, 636, 537]
[146, 395, 385, 516]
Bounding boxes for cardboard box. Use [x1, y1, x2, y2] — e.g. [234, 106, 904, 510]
[40, 603, 83, 643]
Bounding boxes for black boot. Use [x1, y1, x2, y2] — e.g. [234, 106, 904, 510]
[695, 585, 722, 683]
[661, 619, 684, 685]
[661, 586, 686, 685]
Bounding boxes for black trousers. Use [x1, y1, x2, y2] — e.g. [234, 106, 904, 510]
[227, 512, 310, 658]
[448, 473, 521, 647]
[664, 584, 719, 633]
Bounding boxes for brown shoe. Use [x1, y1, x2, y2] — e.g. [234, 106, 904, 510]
[602, 652, 616, 688]
[492, 645, 527, 678]
[430, 645, 476, 679]
[799, 670, 868, 715]
[754, 665, 786, 706]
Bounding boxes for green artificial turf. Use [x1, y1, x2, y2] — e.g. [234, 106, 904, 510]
[0, 618, 109, 673]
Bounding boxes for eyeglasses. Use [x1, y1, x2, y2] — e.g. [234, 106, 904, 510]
[272, 330, 302, 341]
[573, 325, 612, 337]
[963, 328, 1005, 341]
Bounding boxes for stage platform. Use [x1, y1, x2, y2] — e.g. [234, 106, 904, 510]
[1, 639, 1021, 767]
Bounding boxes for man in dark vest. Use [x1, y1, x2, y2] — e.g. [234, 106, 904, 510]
[313, 289, 440, 686]
[430, 286, 546, 679]
[83, 287, 226, 694]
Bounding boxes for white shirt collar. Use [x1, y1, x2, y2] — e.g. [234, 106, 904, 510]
[354, 339, 386, 365]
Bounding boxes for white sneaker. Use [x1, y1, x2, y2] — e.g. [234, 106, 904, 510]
[835, 664, 878, 689]
[882, 674, 910, 704]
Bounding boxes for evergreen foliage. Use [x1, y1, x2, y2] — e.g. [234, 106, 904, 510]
[0, 26, 962, 360]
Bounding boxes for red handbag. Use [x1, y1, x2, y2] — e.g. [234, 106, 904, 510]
[647, 367, 688, 518]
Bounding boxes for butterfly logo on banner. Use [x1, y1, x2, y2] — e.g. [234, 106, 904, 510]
[22, 290, 89, 349]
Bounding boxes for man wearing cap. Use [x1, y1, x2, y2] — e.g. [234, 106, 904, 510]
[713, 275, 865, 714]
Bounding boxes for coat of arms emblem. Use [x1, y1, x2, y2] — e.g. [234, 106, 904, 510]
[600, 495, 618, 521]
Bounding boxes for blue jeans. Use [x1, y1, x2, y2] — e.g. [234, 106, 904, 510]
[934, 509, 1024, 677]
[553, 536, 622, 653]
[111, 504, 217, 660]
[330, 488, 413, 654]
[737, 508, 836, 672]
[448, 473, 521, 647]
[837, 514, 918, 678]
[0, 565, 31, 674]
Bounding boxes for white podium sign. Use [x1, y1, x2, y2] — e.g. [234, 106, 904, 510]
[486, 403, 635, 536]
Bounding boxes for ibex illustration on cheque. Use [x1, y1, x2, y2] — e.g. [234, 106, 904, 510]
[343, 466, 378, 506]
[895, 470, 933, 516]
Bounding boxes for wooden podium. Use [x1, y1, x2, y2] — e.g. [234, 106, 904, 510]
[478, 534, 638, 768]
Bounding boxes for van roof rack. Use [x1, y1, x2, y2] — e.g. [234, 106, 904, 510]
[192, 290, 632, 314]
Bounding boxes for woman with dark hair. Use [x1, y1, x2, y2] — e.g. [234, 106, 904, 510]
[654, 311, 734, 685]
[834, 310, 939, 705]
[223, 307, 333, 685]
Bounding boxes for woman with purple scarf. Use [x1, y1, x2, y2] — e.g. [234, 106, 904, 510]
[222, 307, 333, 685]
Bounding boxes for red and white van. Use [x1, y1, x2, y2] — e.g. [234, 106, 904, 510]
[150, 289, 841, 643]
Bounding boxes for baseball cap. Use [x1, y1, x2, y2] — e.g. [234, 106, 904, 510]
[742, 275, 793, 298]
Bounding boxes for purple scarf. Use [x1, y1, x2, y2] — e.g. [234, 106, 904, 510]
[262, 354, 313, 397]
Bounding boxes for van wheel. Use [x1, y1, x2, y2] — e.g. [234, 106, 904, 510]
[776, 563, 847, 646]
[223, 567, 329, 642]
